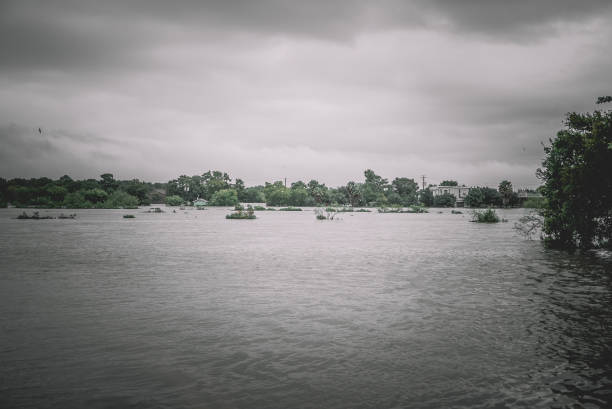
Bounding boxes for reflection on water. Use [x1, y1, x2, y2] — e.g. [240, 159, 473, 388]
[0, 207, 610, 408]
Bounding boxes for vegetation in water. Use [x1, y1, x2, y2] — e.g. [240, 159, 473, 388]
[451, 210, 463, 214]
[314, 207, 338, 220]
[123, 214, 136, 218]
[537, 96, 612, 249]
[278, 207, 302, 211]
[17, 211, 54, 219]
[471, 209, 501, 223]
[253, 205, 275, 211]
[226, 205, 256, 219]
[145, 207, 164, 213]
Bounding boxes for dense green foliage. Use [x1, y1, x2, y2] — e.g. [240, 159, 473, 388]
[209, 189, 239, 206]
[464, 187, 503, 208]
[440, 180, 458, 186]
[433, 192, 456, 207]
[471, 209, 500, 223]
[537, 97, 612, 249]
[165, 195, 184, 206]
[0, 174, 159, 208]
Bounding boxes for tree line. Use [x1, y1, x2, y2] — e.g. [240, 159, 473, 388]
[0, 169, 527, 210]
[0, 174, 164, 209]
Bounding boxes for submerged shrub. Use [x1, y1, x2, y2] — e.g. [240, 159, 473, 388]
[471, 208, 500, 223]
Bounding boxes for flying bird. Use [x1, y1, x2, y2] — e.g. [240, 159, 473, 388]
[38, 128, 42, 134]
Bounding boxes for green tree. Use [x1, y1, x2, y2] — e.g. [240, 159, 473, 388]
[498, 180, 513, 207]
[391, 177, 418, 205]
[103, 191, 139, 208]
[419, 188, 434, 207]
[100, 173, 118, 192]
[440, 180, 458, 186]
[464, 188, 484, 208]
[83, 188, 108, 204]
[165, 195, 184, 206]
[433, 192, 456, 207]
[63, 192, 92, 208]
[537, 97, 612, 249]
[210, 189, 239, 206]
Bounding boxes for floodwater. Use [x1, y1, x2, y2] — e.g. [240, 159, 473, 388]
[1, 207, 610, 409]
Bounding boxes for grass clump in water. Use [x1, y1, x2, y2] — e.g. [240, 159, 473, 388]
[226, 205, 256, 219]
[278, 207, 302, 211]
[471, 208, 503, 223]
[123, 214, 136, 218]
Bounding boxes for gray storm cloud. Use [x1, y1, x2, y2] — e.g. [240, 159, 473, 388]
[1, 1, 611, 187]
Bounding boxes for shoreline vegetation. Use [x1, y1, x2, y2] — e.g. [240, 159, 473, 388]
[1, 97, 610, 249]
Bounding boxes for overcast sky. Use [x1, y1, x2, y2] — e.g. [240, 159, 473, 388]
[1, 1, 611, 188]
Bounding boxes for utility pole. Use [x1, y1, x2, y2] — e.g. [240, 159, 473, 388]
[421, 175, 426, 190]
[284, 177, 287, 188]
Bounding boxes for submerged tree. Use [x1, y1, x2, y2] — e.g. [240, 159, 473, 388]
[537, 97, 612, 249]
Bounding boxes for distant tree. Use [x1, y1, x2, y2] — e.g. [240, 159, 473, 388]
[243, 186, 266, 203]
[464, 188, 485, 208]
[100, 173, 118, 192]
[165, 195, 184, 206]
[103, 191, 139, 208]
[63, 192, 92, 208]
[419, 188, 434, 207]
[391, 177, 419, 205]
[498, 180, 513, 207]
[83, 188, 108, 204]
[433, 192, 456, 207]
[209, 189, 238, 206]
[537, 96, 612, 249]
[440, 180, 458, 186]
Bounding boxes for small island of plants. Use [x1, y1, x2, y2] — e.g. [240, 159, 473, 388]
[226, 205, 256, 219]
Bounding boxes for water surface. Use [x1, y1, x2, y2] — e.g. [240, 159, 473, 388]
[1, 207, 610, 408]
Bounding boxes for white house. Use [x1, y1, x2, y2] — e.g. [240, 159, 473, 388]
[429, 185, 471, 206]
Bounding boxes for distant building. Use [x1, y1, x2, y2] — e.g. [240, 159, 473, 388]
[429, 185, 471, 207]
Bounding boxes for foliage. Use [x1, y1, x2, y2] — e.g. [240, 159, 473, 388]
[209, 189, 238, 206]
[123, 214, 136, 218]
[440, 180, 458, 186]
[471, 209, 500, 223]
[226, 205, 256, 219]
[514, 212, 544, 240]
[419, 188, 434, 206]
[522, 197, 545, 209]
[278, 207, 302, 211]
[498, 180, 513, 207]
[433, 192, 456, 207]
[63, 191, 92, 208]
[314, 207, 338, 220]
[537, 97, 612, 249]
[17, 211, 54, 219]
[103, 191, 140, 209]
[464, 187, 502, 208]
[2, 174, 161, 208]
[165, 195, 184, 206]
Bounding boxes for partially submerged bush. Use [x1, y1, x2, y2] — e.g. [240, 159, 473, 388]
[226, 205, 256, 219]
[514, 212, 544, 240]
[314, 207, 338, 220]
[471, 208, 502, 223]
[16, 211, 54, 220]
[278, 207, 302, 211]
[123, 214, 136, 219]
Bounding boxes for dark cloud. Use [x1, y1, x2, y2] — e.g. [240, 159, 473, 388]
[0, 1, 610, 187]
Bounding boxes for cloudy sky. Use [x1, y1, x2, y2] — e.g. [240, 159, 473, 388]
[1, 1, 611, 188]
